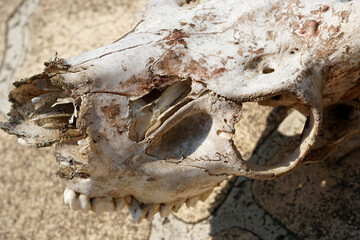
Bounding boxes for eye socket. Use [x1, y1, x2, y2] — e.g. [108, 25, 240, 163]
[147, 112, 212, 159]
[234, 103, 306, 164]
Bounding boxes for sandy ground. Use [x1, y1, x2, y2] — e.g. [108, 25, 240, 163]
[0, 1, 359, 239]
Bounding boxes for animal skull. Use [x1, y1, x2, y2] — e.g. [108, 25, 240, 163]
[1, 0, 360, 222]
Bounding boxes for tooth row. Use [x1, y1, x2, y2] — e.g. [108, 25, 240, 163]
[63, 188, 213, 222]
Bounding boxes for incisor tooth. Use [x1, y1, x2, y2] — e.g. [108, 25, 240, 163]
[63, 188, 81, 210]
[91, 197, 114, 214]
[64, 188, 72, 204]
[79, 194, 91, 211]
[199, 189, 213, 202]
[186, 196, 199, 208]
[160, 203, 174, 218]
[147, 204, 160, 221]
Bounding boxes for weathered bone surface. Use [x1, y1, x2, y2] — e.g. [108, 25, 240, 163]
[1, 0, 360, 222]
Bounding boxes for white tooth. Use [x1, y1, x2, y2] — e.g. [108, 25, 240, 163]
[186, 196, 199, 208]
[160, 203, 174, 218]
[79, 194, 91, 211]
[199, 190, 213, 202]
[147, 204, 160, 221]
[63, 188, 81, 210]
[17, 138, 31, 147]
[172, 199, 185, 213]
[91, 197, 115, 214]
[128, 198, 143, 223]
[64, 188, 71, 204]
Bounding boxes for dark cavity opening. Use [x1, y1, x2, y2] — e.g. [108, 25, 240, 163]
[147, 112, 212, 159]
[262, 67, 275, 74]
[178, 0, 200, 7]
[324, 103, 356, 122]
[129, 79, 192, 142]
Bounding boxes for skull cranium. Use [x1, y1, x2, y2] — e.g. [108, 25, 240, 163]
[1, 0, 360, 222]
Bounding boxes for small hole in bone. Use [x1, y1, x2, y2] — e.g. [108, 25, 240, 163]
[262, 67, 275, 74]
[290, 48, 300, 54]
[271, 95, 281, 100]
[177, 0, 200, 7]
[147, 113, 212, 159]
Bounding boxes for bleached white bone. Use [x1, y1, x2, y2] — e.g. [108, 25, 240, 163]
[1, 0, 360, 222]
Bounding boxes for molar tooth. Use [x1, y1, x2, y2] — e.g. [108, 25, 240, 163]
[91, 197, 115, 214]
[186, 196, 200, 208]
[172, 199, 185, 213]
[79, 194, 91, 211]
[63, 188, 81, 210]
[160, 203, 174, 218]
[199, 189, 213, 202]
[147, 204, 160, 221]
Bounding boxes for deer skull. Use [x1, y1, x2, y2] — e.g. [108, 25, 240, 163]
[1, 0, 360, 222]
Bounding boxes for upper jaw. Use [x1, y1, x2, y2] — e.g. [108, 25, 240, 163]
[1, 63, 241, 205]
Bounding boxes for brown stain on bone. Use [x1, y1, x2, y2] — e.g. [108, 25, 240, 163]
[164, 29, 190, 47]
[300, 19, 321, 37]
[100, 102, 120, 120]
[211, 68, 227, 77]
[340, 10, 350, 22]
[251, 48, 264, 54]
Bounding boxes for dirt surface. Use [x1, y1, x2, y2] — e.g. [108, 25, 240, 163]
[0, 0, 22, 62]
[0, 1, 359, 239]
